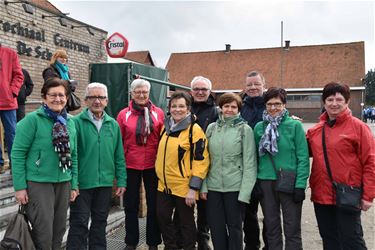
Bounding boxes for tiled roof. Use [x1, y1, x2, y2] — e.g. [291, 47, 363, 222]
[166, 41, 365, 90]
[125, 51, 155, 66]
[28, 0, 62, 14]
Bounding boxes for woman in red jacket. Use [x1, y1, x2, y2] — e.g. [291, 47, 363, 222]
[307, 82, 375, 250]
[117, 79, 164, 250]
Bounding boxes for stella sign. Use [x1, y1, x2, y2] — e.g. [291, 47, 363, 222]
[105, 32, 129, 58]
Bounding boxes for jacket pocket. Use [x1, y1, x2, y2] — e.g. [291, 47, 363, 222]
[178, 145, 186, 177]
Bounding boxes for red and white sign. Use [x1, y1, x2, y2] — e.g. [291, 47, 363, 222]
[105, 32, 129, 58]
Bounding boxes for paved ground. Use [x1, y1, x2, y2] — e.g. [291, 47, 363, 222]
[107, 122, 375, 250]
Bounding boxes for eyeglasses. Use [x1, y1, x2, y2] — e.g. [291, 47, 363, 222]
[266, 102, 284, 108]
[192, 88, 209, 92]
[86, 96, 107, 101]
[132, 91, 149, 96]
[47, 93, 66, 99]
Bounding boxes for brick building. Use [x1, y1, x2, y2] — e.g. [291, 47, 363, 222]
[166, 42, 366, 121]
[0, 0, 107, 113]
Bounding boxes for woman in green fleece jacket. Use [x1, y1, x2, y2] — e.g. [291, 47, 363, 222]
[11, 78, 78, 250]
[253, 87, 309, 250]
[200, 93, 257, 250]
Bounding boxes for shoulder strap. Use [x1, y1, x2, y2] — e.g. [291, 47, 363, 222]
[322, 124, 335, 185]
[267, 153, 278, 175]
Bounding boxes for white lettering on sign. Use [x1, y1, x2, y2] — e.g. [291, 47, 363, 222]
[105, 32, 129, 58]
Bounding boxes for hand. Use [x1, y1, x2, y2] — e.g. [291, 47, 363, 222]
[115, 187, 126, 197]
[70, 190, 79, 202]
[69, 80, 78, 92]
[185, 189, 196, 207]
[15, 190, 28, 205]
[200, 192, 207, 200]
[361, 199, 372, 211]
[293, 188, 306, 203]
[290, 115, 303, 121]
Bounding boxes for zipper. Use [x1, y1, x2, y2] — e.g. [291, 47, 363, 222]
[162, 135, 171, 194]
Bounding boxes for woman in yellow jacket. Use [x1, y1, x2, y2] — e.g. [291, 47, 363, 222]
[155, 91, 210, 250]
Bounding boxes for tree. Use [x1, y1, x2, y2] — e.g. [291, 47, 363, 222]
[364, 69, 375, 105]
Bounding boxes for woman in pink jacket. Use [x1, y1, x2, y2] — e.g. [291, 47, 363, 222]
[117, 79, 164, 250]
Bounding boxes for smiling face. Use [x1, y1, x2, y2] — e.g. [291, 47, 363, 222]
[222, 100, 239, 118]
[131, 85, 150, 106]
[170, 97, 190, 123]
[324, 92, 349, 120]
[245, 74, 265, 97]
[85, 87, 108, 118]
[265, 97, 285, 117]
[43, 86, 67, 113]
[191, 80, 211, 103]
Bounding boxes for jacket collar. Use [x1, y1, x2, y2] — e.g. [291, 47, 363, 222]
[319, 108, 351, 127]
[165, 114, 192, 134]
[192, 94, 216, 108]
[217, 113, 246, 127]
[80, 108, 111, 123]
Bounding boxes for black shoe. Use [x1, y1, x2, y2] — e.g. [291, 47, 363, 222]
[124, 245, 137, 250]
[148, 246, 158, 250]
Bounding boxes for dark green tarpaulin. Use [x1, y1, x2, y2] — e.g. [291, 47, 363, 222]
[89, 63, 168, 119]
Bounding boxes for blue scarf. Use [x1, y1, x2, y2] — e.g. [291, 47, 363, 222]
[42, 104, 71, 171]
[54, 61, 70, 80]
[258, 109, 287, 156]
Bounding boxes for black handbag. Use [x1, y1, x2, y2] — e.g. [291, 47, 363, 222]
[268, 153, 296, 194]
[66, 91, 81, 112]
[322, 124, 362, 212]
[0, 205, 36, 250]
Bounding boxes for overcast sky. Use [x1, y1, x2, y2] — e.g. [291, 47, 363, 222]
[50, 0, 375, 71]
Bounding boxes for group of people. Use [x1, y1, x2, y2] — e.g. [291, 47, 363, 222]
[363, 106, 375, 123]
[2, 46, 374, 250]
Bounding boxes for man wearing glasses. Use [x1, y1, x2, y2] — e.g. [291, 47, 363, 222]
[67, 82, 127, 250]
[191, 76, 218, 250]
[241, 71, 268, 250]
[0, 44, 24, 174]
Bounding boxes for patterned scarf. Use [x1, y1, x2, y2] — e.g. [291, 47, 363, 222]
[54, 61, 70, 80]
[132, 100, 154, 145]
[42, 104, 71, 171]
[258, 109, 287, 156]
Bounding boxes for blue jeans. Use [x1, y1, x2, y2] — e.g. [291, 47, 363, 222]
[0, 110, 16, 167]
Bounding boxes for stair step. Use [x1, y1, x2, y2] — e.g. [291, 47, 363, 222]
[0, 172, 13, 189]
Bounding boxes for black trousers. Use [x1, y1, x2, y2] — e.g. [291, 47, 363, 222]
[260, 180, 302, 250]
[314, 203, 367, 250]
[124, 168, 161, 247]
[157, 191, 197, 250]
[67, 187, 112, 250]
[206, 191, 244, 250]
[244, 196, 268, 250]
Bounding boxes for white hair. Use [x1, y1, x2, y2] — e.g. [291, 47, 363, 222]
[190, 76, 212, 90]
[130, 79, 151, 92]
[85, 82, 108, 98]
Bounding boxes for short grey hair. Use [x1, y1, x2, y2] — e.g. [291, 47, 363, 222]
[130, 79, 151, 92]
[85, 82, 108, 98]
[190, 76, 212, 90]
[247, 71, 265, 84]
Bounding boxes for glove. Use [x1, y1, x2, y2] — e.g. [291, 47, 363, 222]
[293, 188, 305, 203]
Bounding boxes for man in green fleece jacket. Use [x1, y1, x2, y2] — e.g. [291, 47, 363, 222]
[67, 82, 127, 250]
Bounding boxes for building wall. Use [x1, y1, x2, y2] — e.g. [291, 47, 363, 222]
[0, 2, 107, 114]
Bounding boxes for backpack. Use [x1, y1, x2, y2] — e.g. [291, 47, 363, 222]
[0, 206, 36, 250]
